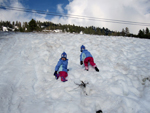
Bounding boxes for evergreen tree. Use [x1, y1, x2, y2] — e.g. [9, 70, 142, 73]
[138, 30, 144, 38]
[143, 29, 145, 35]
[101, 29, 105, 35]
[122, 28, 125, 36]
[28, 19, 37, 32]
[12, 21, 15, 26]
[16, 21, 18, 26]
[145, 27, 150, 39]
[19, 27, 24, 32]
[18, 22, 21, 28]
[146, 27, 149, 34]
[125, 27, 129, 35]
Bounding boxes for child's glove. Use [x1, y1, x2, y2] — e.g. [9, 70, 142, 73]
[80, 61, 83, 65]
[54, 71, 57, 76]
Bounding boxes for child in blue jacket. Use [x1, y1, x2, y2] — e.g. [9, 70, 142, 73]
[80, 45, 99, 72]
[54, 52, 68, 82]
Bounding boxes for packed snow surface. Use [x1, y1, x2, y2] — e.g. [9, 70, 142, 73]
[0, 32, 150, 113]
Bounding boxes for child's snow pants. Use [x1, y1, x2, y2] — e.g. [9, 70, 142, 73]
[57, 71, 68, 82]
[84, 57, 97, 69]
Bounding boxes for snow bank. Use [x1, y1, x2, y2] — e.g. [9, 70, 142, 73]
[2, 26, 8, 31]
[0, 32, 150, 113]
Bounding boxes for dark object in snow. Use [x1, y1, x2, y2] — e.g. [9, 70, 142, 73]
[76, 81, 88, 88]
[67, 69, 69, 71]
[74, 81, 89, 95]
[95, 67, 99, 72]
[81, 81, 87, 88]
[96, 110, 103, 113]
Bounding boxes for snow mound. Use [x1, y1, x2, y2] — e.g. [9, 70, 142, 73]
[0, 32, 150, 113]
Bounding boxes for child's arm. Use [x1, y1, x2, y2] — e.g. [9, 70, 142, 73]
[66, 60, 69, 71]
[80, 53, 83, 65]
[80, 53, 83, 61]
[55, 60, 61, 72]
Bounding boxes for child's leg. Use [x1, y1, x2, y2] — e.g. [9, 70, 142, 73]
[84, 57, 89, 70]
[89, 57, 97, 67]
[59, 71, 68, 82]
[89, 57, 99, 72]
[55, 73, 60, 79]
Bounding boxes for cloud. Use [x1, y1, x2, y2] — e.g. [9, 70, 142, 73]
[0, 0, 48, 22]
[52, 0, 150, 34]
[0, 0, 150, 34]
[57, 4, 64, 14]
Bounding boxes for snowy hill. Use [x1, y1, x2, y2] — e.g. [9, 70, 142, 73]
[0, 32, 150, 113]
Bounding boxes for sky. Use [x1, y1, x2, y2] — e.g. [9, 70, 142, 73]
[0, 0, 150, 34]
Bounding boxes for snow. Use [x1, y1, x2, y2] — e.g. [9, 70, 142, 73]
[15, 26, 19, 30]
[80, 31, 83, 34]
[53, 29, 62, 33]
[0, 32, 150, 113]
[2, 27, 8, 31]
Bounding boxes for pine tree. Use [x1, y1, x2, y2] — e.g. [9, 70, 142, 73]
[125, 27, 129, 35]
[28, 19, 37, 32]
[145, 27, 150, 39]
[138, 30, 144, 38]
[122, 28, 125, 36]
[12, 21, 15, 26]
[146, 27, 149, 34]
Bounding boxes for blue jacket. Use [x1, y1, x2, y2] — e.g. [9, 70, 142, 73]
[80, 49, 93, 61]
[55, 58, 68, 72]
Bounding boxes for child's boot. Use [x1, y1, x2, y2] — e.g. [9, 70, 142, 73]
[95, 67, 99, 72]
[61, 77, 68, 82]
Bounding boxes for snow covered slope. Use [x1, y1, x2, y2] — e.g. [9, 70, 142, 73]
[0, 32, 150, 113]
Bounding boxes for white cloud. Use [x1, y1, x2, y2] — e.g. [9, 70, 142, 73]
[57, 4, 64, 14]
[1, 0, 150, 34]
[0, 0, 48, 23]
[51, 0, 150, 34]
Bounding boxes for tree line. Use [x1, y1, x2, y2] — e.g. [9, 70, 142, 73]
[0, 19, 150, 39]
